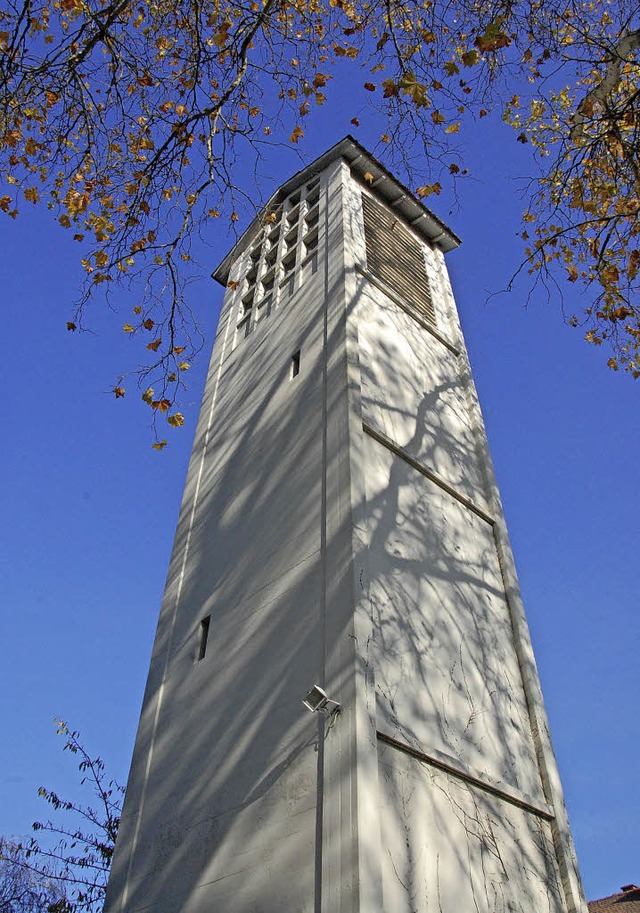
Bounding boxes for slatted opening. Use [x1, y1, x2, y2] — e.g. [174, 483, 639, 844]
[362, 193, 435, 326]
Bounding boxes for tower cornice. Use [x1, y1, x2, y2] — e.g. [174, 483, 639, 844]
[212, 135, 461, 285]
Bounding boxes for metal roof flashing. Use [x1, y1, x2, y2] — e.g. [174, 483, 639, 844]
[211, 135, 461, 285]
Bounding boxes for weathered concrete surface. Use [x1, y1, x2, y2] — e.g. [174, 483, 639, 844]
[105, 141, 586, 913]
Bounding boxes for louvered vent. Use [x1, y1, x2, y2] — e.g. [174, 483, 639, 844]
[362, 193, 435, 326]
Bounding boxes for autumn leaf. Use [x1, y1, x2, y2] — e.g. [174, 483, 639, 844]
[114, 386, 126, 398]
[363, 172, 374, 185]
[167, 412, 185, 427]
[142, 317, 154, 330]
[141, 387, 154, 404]
[147, 338, 162, 351]
[173, 346, 186, 354]
[475, 24, 512, 52]
[178, 361, 190, 370]
[363, 82, 376, 92]
[123, 323, 136, 333]
[151, 398, 171, 412]
[382, 79, 398, 98]
[416, 183, 442, 198]
[66, 322, 77, 332]
[152, 440, 168, 451]
[0, 196, 11, 212]
[351, 117, 360, 127]
[290, 125, 304, 143]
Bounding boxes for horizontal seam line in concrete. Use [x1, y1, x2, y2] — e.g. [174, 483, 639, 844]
[363, 423, 495, 526]
[377, 731, 554, 821]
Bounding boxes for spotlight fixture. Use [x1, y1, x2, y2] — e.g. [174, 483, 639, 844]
[302, 685, 341, 714]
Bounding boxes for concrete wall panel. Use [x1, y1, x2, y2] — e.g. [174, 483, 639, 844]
[357, 284, 486, 509]
[378, 741, 565, 913]
[365, 438, 544, 800]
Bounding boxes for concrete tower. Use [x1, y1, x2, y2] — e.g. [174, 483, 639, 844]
[105, 136, 586, 913]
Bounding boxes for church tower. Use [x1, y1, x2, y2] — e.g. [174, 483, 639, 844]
[104, 136, 586, 913]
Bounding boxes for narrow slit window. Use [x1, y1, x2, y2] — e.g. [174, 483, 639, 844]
[197, 615, 211, 661]
[291, 350, 301, 378]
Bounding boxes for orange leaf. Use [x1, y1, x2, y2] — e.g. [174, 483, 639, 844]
[152, 439, 167, 451]
[114, 386, 126, 398]
[147, 338, 162, 351]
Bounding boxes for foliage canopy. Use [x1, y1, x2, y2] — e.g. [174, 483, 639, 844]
[0, 0, 638, 422]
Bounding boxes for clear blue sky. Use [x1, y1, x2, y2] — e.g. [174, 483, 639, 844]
[1, 102, 638, 904]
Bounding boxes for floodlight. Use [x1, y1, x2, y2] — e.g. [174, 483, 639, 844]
[302, 685, 340, 714]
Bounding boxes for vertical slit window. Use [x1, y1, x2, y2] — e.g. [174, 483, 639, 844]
[291, 350, 301, 378]
[197, 615, 211, 661]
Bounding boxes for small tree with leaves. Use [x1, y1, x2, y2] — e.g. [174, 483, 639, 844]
[5, 722, 123, 913]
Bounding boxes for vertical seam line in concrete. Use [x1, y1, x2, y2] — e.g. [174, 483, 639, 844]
[119, 299, 234, 911]
[314, 173, 330, 913]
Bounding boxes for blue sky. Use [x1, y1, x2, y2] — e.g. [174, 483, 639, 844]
[1, 103, 638, 904]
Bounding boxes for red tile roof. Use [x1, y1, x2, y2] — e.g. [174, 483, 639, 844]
[589, 886, 640, 912]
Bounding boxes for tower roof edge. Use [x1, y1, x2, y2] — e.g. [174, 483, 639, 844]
[212, 135, 461, 285]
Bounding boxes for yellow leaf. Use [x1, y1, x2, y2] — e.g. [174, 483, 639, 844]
[152, 439, 167, 451]
[142, 387, 154, 404]
[178, 361, 190, 370]
[416, 182, 442, 198]
[133, 306, 142, 314]
[123, 323, 136, 333]
[290, 125, 304, 143]
[167, 412, 185, 427]
[24, 186, 39, 204]
[113, 386, 126, 398]
[363, 172, 374, 185]
[445, 122, 461, 134]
